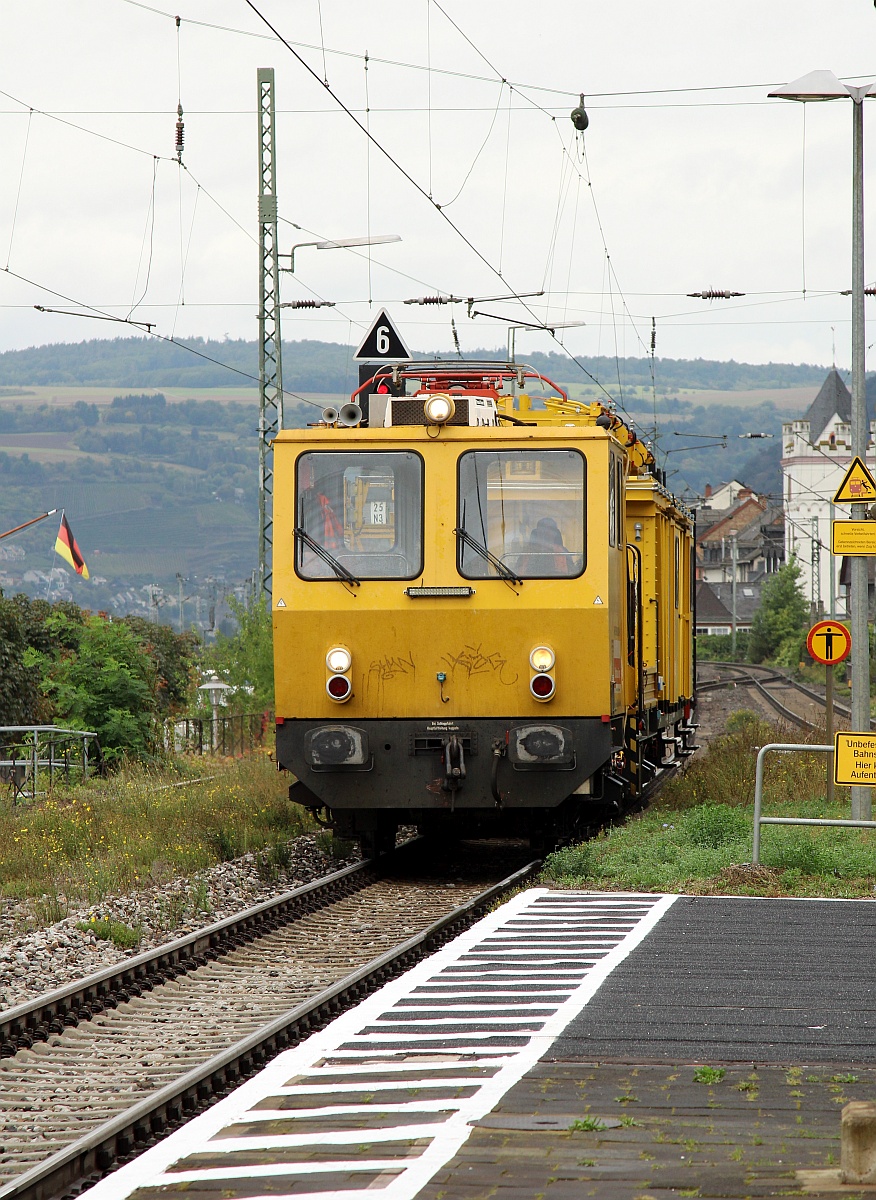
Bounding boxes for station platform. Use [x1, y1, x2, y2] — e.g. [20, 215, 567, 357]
[82, 891, 876, 1200]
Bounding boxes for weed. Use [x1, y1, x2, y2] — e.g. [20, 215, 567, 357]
[615, 1094, 638, 1104]
[806, 1075, 821, 1083]
[679, 1191, 701, 1198]
[832, 1074, 859, 1084]
[214, 827, 244, 862]
[77, 917, 141, 950]
[189, 878, 210, 915]
[578, 1159, 596, 1167]
[729, 1147, 743, 1162]
[543, 843, 595, 881]
[785, 1067, 803, 1084]
[536, 716, 876, 897]
[569, 1117, 607, 1132]
[0, 756, 315, 911]
[620, 1115, 641, 1127]
[639, 1151, 655, 1161]
[680, 803, 750, 849]
[693, 1067, 726, 1085]
[736, 1081, 759, 1094]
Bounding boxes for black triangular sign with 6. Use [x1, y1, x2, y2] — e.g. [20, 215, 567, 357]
[354, 309, 411, 361]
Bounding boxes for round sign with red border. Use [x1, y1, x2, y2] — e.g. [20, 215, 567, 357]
[806, 620, 851, 666]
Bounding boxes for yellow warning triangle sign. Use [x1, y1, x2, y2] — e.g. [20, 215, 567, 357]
[833, 456, 876, 504]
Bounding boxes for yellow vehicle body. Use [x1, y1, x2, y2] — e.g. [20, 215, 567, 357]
[272, 365, 696, 851]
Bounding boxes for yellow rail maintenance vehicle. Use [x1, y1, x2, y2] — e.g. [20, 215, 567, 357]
[273, 361, 697, 855]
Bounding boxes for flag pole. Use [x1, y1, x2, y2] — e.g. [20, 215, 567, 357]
[0, 508, 58, 541]
[45, 508, 64, 602]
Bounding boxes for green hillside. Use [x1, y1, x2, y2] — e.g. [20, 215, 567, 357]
[0, 337, 850, 624]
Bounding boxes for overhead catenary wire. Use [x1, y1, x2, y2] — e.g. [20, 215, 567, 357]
[118, 0, 874, 102]
[6, 106, 33, 271]
[128, 157, 159, 320]
[3, 263, 322, 408]
[239, 0, 637, 419]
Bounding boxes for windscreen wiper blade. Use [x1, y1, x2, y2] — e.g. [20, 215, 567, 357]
[454, 527, 522, 585]
[294, 527, 361, 586]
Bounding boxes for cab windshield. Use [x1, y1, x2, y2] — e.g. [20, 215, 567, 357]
[296, 451, 424, 580]
[457, 449, 586, 579]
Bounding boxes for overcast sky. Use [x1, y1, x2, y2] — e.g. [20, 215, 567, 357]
[2, 0, 876, 373]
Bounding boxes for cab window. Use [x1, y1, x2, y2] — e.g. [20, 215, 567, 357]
[457, 449, 586, 579]
[296, 450, 423, 580]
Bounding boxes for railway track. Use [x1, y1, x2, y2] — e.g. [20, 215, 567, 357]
[697, 660, 875, 732]
[0, 841, 539, 1200]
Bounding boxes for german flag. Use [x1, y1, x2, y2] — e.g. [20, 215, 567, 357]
[55, 514, 89, 580]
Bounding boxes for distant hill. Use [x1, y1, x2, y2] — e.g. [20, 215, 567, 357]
[0, 336, 832, 393]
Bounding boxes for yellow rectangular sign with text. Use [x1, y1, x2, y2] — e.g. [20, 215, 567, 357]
[834, 733, 876, 786]
[831, 521, 876, 556]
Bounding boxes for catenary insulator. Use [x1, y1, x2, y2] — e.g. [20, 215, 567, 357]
[686, 288, 745, 300]
[176, 103, 184, 163]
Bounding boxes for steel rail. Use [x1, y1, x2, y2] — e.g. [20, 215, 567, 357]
[697, 662, 817, 731]
[0, 858, 541, 1200]
[0, 856, 377, 1057]
[699, 661, 876, 731]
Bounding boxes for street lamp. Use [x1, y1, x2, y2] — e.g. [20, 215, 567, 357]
[281, 234, 401, 273]
[198, 675, 232, 753]
[769, 70, 876, 819]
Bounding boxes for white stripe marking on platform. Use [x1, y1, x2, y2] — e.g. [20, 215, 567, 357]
[80, 888, 676, 1200]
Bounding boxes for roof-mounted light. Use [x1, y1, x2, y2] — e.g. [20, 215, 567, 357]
[423, 393, 456, 425]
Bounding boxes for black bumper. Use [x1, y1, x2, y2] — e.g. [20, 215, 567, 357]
[276, 716, 615, 812]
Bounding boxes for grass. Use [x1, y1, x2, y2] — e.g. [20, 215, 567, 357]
[542, 712, 876, 898]
[693, 1067, 726, 1085]
[0, 752, 318, 912]
[569, 1117, 607, 1132]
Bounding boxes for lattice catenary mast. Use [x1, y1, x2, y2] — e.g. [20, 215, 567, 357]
[257, 67, 284, 600]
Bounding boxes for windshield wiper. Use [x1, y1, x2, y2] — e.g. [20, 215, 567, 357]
[454, 527, 522, 585]
[294, 527, 360, 586]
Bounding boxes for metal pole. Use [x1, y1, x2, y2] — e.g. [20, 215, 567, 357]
[257, 67, 284, 605]
[850, 95, 870, 821]
[811, 515, 820, 617]
[731, 533, 738, 657]
[829, 500, 837, 618]
[826, 663, 835, 806]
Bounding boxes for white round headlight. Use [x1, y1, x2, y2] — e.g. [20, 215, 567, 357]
[326, 646, 352, 673]
[529, 645, 555, 672]
[423, 393, 456, 425]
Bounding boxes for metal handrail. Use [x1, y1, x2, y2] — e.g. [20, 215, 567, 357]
[752, 742, 876, 863]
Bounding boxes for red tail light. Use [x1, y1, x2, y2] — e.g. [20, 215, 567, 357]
[530, 673, 555, 701]
[326, 674, 352, 702]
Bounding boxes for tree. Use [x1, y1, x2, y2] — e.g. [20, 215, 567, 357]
[37, 614, 156, 759]
[206, 596, 274, 711]
[0, 596, 200, 760]
[123, 615, 198, 716]
[0, 593, 40, 725]
[747, 558, 809, 666]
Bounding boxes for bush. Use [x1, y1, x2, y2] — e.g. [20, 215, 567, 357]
[696, 633, 750, 662]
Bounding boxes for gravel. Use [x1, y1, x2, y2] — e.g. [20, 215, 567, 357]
[0, 833, 359, 1010]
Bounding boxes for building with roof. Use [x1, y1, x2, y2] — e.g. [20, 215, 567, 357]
[781, 368, 875, 614]
[695, 579, 761, 636]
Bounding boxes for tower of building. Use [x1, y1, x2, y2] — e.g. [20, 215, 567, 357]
[781, 369, 874, 613]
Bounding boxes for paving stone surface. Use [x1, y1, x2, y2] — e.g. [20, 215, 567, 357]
[417, 1060, 876, 1199]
